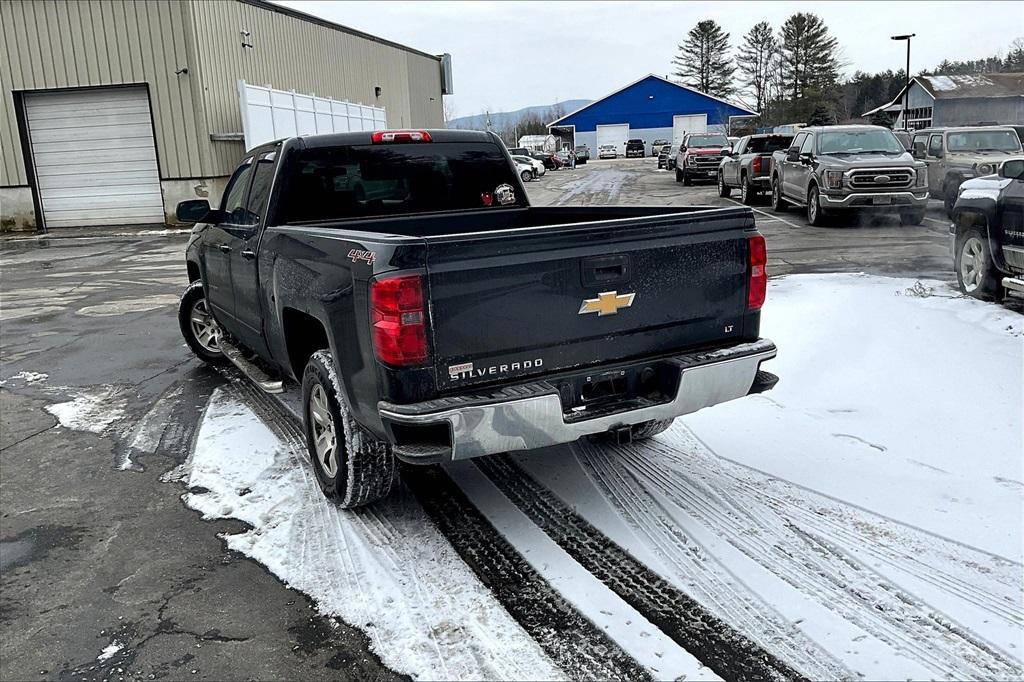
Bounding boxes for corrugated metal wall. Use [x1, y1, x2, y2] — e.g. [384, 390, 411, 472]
[0, 0, 208, 185]
[1, 0, 445, 186]
[189, 0, 444, 175]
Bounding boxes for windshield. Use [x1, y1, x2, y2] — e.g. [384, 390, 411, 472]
[946, 130, 1022, 153]
[746, 136, 794, 153]
[818, 129, 904, 155]
[279, 142, 527, 223]
[687, 134, 729, 147]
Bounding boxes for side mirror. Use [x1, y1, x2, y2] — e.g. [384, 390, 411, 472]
[799, 152, 813, 164]
[912, 148, 925, 160]
[786, 148, 800, 162]
[176, 199, 212, 224]
[999, 159, 1024, 180]
[721, 147, 733, 157]
[679, 146, 687, 153]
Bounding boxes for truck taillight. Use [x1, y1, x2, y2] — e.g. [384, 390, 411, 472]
[371, 130, 432, 144]
[747, 234, 767, 311]
[370, 275, 429, 366]
[752, 156, 762, 173]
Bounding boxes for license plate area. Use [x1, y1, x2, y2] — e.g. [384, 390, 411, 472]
[872, 195, 893, 205]
[556, 359, 681, 420]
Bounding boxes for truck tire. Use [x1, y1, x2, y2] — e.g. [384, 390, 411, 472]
[955, 228, 1002, 300]
[740, 173, 756, 205]
[943, 180, 959, 217]
[178, 281, 226, 365]
[682, 170, 692, 186]
[302, 349, 395, 508]
[900, 209, 926, 226]
[675, 167, 683, 183]
[806, 185, 827, 226]
[631, 418, 675, 441]
[771, 176, 788, 212]
[717, 171, 732, 198]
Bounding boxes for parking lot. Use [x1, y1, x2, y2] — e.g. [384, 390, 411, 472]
[2, 161, 1021, 681]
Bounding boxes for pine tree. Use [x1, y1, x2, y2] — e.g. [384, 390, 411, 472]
[672, 20, 736, 98]
[807, 103, 836, 126]
[736, 21, 777, 114]
[870, 110, 894, 128]
[779, 13, 840, 100]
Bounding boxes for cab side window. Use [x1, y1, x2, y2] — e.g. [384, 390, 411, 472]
[789, 133, 806, 154]
[928, 135, 944, 158]
[244, 150, 279, 227]
[221, 156, 255, 225]
[800, 134, 815, 155]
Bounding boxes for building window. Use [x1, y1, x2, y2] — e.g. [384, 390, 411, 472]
[904, 106, 933, 130]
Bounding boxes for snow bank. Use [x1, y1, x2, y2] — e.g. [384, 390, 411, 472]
[184, 388, 561, 681]
[684, 274, 1023, 562]
[45, 387, 126, 434]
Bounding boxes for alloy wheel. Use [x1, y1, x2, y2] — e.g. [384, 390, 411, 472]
[189, 298, 221, 354]
[960, 237, 985, 293]
[309, 383, 339, 478]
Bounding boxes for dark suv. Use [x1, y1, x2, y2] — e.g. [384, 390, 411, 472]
[625, 139, 645, 158]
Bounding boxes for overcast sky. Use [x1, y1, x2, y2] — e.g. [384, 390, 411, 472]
[279, 1, 1022, 116]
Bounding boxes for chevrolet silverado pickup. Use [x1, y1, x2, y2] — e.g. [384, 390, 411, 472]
[175, 129, 778, 507]
[771, 125, 929, 226]
[718, 134, 794, 205]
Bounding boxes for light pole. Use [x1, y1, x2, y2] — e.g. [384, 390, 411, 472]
[891, 34, 915, 130]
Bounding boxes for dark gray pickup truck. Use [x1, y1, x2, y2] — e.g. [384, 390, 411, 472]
[175, 129, 777, 507]
[718, 134, 794, 204]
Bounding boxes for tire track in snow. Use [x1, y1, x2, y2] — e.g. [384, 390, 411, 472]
[607, 426, 1023, 681]
[573, 442, 851, 680]
[476, 454, 804, 682]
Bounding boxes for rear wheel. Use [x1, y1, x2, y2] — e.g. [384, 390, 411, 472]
[521, 170, 532, 182]
[955, 229, 1001, 299]
[717, 171, 731, 197]
[740, 174, 756, 205]
[771, 177, 788, 211]
[302, 349, 395, 508]
[178, 281, 226, 365]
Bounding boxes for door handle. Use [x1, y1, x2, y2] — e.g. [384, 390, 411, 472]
[218, 244, 232, 253]
[240, 249, 256, 260]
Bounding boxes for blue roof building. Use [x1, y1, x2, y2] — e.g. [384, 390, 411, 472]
[548, 74, 758, 156]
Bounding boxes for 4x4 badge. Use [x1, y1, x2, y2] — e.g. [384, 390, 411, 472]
[578, 291, 635, 316]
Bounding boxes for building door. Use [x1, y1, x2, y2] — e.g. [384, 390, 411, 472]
[673, 114, 707, 147]
[23, 86, 164, 229]
[597, 124, 629, 156]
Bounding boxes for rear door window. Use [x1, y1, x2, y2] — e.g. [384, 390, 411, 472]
[928, 135, 944, 157]
[279, 142, 527, 223]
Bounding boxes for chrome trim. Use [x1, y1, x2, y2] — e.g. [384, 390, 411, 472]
[219, 337, 284, 393]
[1003, 246, 1024, 270]
[846, 166, 915, 190]
[1002, 277, 1024, 294]
[820, 191, 928, 207]
[380, 340, 776, 461]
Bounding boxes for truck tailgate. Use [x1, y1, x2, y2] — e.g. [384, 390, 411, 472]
[424, 208, 757, 391]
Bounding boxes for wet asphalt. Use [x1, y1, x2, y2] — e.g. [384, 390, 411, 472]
[0, 161, 959, 680]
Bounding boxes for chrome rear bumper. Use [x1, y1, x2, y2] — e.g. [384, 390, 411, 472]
[379, 339, 776, 463]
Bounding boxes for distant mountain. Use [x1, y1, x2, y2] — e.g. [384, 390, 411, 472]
[448, 99, 593, 131]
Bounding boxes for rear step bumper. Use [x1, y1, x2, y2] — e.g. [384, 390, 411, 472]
[380, 339, 776, 464]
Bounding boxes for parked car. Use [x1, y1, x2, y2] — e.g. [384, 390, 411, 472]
[555, 150, 574, 168]
[650, 139, 669, 157]
[657, 146, 672, 169]
[512, 154, 545, 178]
[507, 147, 531, 157]
[675, 133, 730, 185]
[718, 134, 794, 204]
[951, 157, 1024, 299]
[574, 145, 590, 164]
[513, 158, 536, 181]
[911, 125, 1023, 215]
[665, 144, 679, 170]
[770, 125, 929, 226]
[598, 144, 617, 159]
[625, 139, 645, 158]
[174, 128, 778, 507]
[530, 151, 559, 170]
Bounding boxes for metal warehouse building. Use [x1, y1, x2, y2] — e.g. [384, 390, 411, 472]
[0, 0, 451, 232]
[548, 74, 757, 155]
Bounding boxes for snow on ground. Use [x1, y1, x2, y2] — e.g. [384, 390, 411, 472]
[45, 386, 126, 434]
[519, 273, 1023, 680]
[686, 274, 1023, 562]
[183, 387, 562, 681]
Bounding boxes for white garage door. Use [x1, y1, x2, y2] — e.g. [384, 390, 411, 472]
[597, 123, 629, 155]
[24, 86, 164, 228]
[672, 114, 708, 146]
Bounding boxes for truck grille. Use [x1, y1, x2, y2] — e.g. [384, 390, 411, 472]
[692, 155, 722, 169]
[849, 168, 914, 190]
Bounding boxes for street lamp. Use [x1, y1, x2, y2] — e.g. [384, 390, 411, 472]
[891, 33, 915, 130]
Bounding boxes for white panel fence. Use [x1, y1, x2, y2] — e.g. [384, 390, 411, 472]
[238, 80, 387, 150]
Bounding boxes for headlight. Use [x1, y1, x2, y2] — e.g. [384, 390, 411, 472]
[687, 155, 697, 166]
[975, 162, 993, 176]
[824, 170, 844, 189]
[916, 167, 928, 187]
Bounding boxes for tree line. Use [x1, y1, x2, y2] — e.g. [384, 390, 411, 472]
[673, 15, 1024, 129]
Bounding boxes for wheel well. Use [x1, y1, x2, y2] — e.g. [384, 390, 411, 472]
[187, 261, 200, 282]
[281, 308, 330, 380]
[955, 210, 988, 235]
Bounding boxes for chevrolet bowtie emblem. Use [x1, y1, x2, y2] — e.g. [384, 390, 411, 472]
[578, 291, 636, 316]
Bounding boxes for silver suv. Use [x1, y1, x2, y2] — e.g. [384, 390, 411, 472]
[911, 126, 1023, 215]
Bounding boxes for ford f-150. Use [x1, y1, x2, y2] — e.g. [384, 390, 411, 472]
[175, 129, 778, 507]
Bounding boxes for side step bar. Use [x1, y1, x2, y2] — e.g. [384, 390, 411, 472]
[1002, 277, 1024, 296]
[219, 338, 284, 394]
